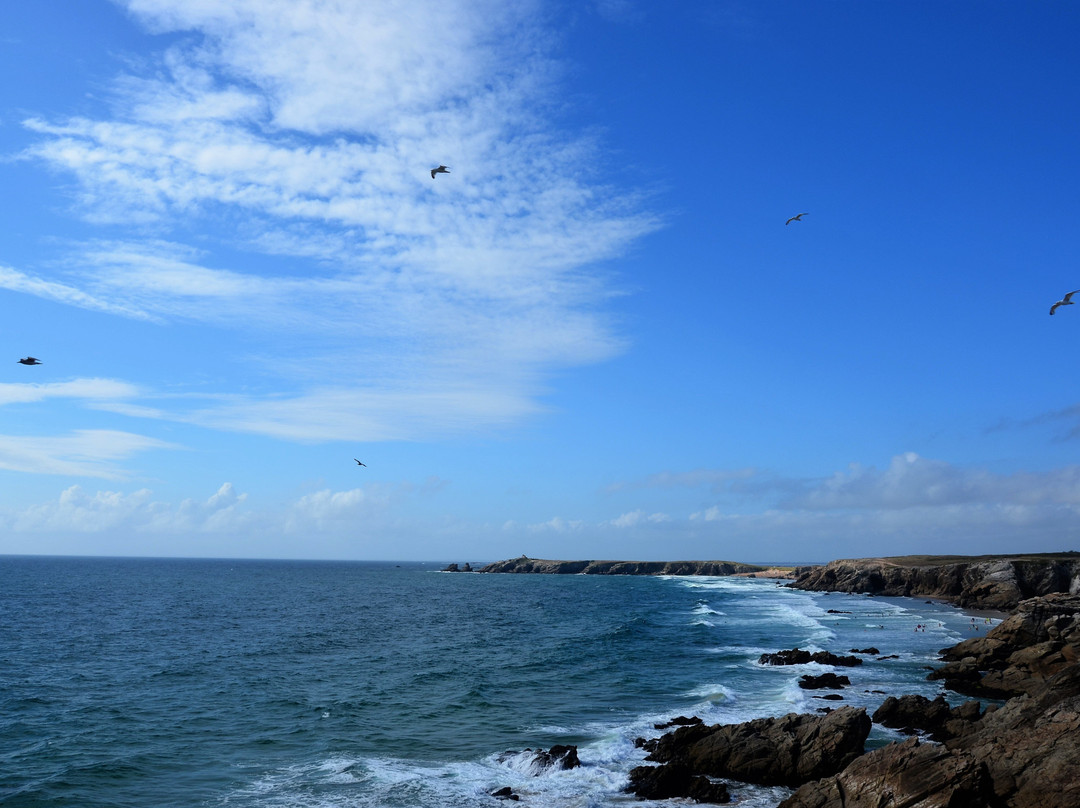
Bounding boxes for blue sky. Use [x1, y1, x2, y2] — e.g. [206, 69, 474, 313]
[2, 0, 1079, 562]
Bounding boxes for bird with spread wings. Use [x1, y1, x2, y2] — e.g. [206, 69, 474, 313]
[1050, 290, 1080, 315]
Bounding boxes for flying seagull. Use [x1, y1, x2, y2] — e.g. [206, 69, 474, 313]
[1050, 289, 1080, 315]
[431, 165, 450, 179]
[354, 459, 367, 467]
[17, 357, 42, 365]
[785, 212, 808, 225]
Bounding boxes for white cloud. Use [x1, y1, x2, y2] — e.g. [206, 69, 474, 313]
[9, 482, 248, 533]
[787, 452, 1080, 510]
[528, 516, 583, 533]
[609, 508, 670, 527]
[0, 430, 176, 478]
[16, 0, 657, 442]
[0, 378, 142, 406]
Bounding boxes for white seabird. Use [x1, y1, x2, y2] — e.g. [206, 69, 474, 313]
[1050, 289, 1080, 315]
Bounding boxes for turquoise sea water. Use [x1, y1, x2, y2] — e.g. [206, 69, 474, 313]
[0, 557, 991, 807]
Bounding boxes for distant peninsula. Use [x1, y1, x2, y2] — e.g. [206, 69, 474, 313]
[452, 552, 1080, 613]
[464, 557, 791, 577]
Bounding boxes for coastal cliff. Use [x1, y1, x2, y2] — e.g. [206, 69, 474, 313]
[476, 557, 770, 576]
[788, 552, 1080, 611]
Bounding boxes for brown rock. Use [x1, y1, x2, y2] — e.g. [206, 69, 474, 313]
[647, 707, 870, 788]
[625, 762, 731, 803]
[778, 737, 993, 808]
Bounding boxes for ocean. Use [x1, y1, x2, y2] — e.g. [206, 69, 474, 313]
[0, 557, 992, 807]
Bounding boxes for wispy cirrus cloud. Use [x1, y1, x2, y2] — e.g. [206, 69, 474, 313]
[0, 429, 177, 478]
[14, 0, 657, 443]
[0, 378, 142, 406]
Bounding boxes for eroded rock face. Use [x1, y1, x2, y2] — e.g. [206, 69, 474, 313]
[944, 664, 1080, 808]
[789, 554, 1080, 610]
[777, 737, 994, 808]
[642, 707, 870, 788]
[928, 593, 1080, 698]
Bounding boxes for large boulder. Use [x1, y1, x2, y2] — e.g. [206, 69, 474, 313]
[871, 694, 982, 742]
[644, 707, 870, 788]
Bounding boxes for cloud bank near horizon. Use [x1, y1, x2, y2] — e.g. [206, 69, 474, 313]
[4, 454, 1077, 560]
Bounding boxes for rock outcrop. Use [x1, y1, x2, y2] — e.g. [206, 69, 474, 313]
[871, 694, 983, 741]
[479, 557, 770, 576]
[778, 736, 995, 808]
[928, 592, 1080, 698]
[632, 707, 870, 790]
[788, 552, 1080, 610]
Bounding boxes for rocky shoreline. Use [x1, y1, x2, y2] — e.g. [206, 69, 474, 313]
[624, 591, 1080, 807]
[466, 553, 1080, 806]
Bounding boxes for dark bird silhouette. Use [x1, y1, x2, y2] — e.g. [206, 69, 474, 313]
[354, 458, 367, 467]
[431, 165, 450, 179]
[17, 357, 42, 365]
[1050, 289, 1080, 315]
[785, 212, 808, 225]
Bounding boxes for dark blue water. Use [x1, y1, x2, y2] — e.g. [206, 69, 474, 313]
[0, 557, 988, 807]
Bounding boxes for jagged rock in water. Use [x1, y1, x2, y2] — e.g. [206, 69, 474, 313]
[654, 715, 703, 730]
[798, 673, 850, 690]
[759, 649, 862, 667]
[625, 762, 731, 803]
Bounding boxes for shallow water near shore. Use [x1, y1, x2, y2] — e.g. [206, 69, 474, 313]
[0, 557, 993, 807]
